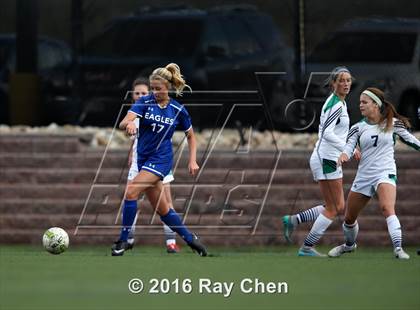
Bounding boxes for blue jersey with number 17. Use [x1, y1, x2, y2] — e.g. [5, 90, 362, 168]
[128, 94, 192, 163]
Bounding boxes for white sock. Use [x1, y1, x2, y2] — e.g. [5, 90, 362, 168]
[296, 205, 325, 224]
[163, 223, 176, 244]
[343, 221, 359, 246]
[386, 215, 402, 249]
[166, 239, 176, 246]
[303, 213, 333, 247]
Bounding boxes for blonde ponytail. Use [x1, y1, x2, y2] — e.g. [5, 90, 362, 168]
[150, 63, 191, 96]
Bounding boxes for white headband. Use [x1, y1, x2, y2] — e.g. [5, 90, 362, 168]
[362, 90, 382, 107]
[336, 68, 350, 74]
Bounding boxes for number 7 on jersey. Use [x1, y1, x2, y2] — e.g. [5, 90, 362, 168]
[371, 135, 378, 147]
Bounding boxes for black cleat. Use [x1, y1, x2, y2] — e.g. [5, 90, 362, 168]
[111, 240, 130, 256]
[188, 234, 207, 257]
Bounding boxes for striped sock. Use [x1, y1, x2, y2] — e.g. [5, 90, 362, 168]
[303, 213, 333, 247]
[296, 205, 325, 224]
[386, 215, 402, 249]
[343, 221, 359, 246]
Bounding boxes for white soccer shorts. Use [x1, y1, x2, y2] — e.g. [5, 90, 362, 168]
[351, 172, 397, 197]
[309, 152, 343, 181]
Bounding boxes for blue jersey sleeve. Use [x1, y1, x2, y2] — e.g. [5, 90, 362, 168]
[129, 97, 146, 118]
[177, 106, 192, 132]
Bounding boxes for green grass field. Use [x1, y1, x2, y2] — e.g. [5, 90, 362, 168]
[1, 245, 419, 310]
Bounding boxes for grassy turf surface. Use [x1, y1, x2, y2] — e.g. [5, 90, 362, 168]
[1, 245, 419, 310]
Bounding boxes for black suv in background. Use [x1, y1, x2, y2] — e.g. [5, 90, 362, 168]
[306, 18, 420, 129]
[0, 34, 72, 124]
[79, 5, 294, 127]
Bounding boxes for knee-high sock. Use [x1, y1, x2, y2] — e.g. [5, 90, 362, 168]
[386, 215, 402, 249]
[119, 200, 137, 241]
[303, 213, 333, 247]
[294, 204, 325, 225]
[160, 209, 193, 244]
[343, 221, 359, 246]
[128, 214, 138, 241]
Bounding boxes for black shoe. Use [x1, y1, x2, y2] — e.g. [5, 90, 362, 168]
[111, 240, 130, 256]
[188, 234, 207, 257]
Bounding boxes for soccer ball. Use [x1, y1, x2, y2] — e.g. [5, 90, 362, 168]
[42, 227, 69, 254]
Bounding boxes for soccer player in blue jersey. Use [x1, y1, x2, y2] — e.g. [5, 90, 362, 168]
[125, 77, 180, 253]
[112, 63, 207, 256]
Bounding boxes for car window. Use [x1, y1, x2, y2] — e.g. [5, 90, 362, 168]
[38, 41, 67, 70]
[0, 41, 14, 69]
[244, 15, 284, 51]
[223, 16, 263, 57]
[201, 18, 230, 57]
[85, 18, 204, 58]
[84, 22, 129, 57]
[309, 32, 417, 63]
[60, 46, 71, 65]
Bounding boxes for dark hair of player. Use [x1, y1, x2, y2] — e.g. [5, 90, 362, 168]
[364, 87, 411, 131]
[325, 66, 354, 91]
[132, 77, 149, 89]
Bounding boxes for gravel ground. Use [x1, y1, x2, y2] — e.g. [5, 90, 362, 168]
[0, 123, 418, 151]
